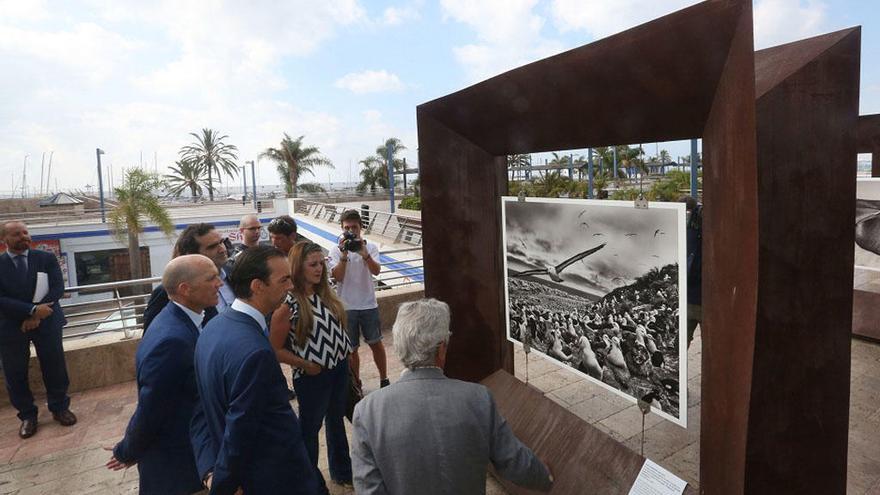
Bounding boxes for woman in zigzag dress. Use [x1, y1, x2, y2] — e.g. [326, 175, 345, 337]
[270, 241, 353, 494]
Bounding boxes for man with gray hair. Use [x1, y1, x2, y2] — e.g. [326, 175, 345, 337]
[351, 298, 553, 494]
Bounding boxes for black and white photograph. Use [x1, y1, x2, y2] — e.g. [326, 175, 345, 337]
[855, 178, 880, 294]
[502, 197, 687, 426]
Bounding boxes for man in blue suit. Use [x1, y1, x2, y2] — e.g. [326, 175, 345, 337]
[142, 223, 231, 331]
[0, 221, 76, 439]
[105, 254, 222, 494]
[191, 245, 318, 494]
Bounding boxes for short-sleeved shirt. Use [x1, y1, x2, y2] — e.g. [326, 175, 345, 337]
[284, 293, 352, 379]
[328, 241, 380, 310]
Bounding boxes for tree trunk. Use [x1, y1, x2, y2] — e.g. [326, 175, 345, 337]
[289, 161, 298, 198]
[207, 166, 214, 201]
[190, 183, 198, 202]
[127, 229, 148, 327]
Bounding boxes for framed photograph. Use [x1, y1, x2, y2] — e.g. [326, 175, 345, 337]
[502, 197, 688, 427]
[855, 179, 880, 293]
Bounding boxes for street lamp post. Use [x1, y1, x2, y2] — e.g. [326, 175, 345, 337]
[248, 160, 257, 210]
[241, 165, 247, 206]
[387, 143, 396, 214]
[96, 148, 106, 223]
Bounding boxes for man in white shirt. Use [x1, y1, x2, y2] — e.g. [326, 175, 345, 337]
[329, 210, 389, 388]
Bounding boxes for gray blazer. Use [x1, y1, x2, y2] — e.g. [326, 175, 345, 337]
[351, 367, 552, 495]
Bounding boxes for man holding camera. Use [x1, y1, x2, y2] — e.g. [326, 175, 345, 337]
[329, 210, 389, 389]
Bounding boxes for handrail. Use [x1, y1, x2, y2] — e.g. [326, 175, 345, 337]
[56, 222, 423, 342]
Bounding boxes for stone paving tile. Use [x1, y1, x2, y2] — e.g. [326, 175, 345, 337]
[848, 451, 880, 495]
[660, 441, 699, 488]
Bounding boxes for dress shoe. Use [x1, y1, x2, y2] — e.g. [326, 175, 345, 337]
[52, 409, 77, 426]
[19, 418, 37, 439]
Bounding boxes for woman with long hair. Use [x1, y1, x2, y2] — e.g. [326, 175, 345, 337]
[269, 241, 353, 492]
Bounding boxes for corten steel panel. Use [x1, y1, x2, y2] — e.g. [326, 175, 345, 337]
[747, 29, 860, 494]
[481, 370, 698, 495]
[417, 0, 747, 155]
[417, 112, 512, 382]
[853, 290, 880, 341]
[857, 114, 880, 176]
[699, 4, 759, 492]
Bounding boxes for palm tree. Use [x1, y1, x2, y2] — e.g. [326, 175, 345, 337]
[165, 160, 207, 201]
[108, 169, 174, 288]
[179, 128, 239, 201]
[375, 138, 406, 187]
[357, 156, 383, 192]
[260, 134, 333, 197]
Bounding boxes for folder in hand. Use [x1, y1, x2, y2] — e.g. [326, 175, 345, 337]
[33, 272, 49, 303]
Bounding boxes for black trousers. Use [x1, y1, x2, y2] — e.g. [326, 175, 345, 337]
[0, 324, 70, 420]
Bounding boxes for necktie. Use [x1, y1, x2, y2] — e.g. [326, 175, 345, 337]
[13, 255, 27, 282]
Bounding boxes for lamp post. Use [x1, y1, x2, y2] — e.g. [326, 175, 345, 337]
[96, 148, 106, 223]
[247, 160, 257, 210]
[690, 139, 699, 198]
[587, 148, 594, 199]
[241, 165, 247, 206]
[387, 142, 396, 213]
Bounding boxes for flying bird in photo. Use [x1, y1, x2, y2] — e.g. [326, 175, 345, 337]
[578, 210, 587, 218]
[592, 233, 604, 237]
[654, 229, 665, 238]
[580, 222, 590, 230]
[624, 233, 638, 237]
[512, 243, 606, 283]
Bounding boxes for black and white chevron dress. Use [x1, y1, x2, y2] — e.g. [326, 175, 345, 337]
[285, 293, 352, 379]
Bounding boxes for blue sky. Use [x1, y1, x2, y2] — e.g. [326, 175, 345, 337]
[1, 0, 877, 194]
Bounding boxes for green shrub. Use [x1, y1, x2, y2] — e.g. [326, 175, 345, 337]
[399, 196, 421, 210]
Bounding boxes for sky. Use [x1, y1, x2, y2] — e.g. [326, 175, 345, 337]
[504, 199, 681, 296]
[1, 0, 878, 196]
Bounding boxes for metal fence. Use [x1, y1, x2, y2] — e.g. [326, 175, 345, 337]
[59, 245, 423, 341]
[294, 199, 423, 246]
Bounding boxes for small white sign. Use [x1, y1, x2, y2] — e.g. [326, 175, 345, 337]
[628, 459, 687, 495]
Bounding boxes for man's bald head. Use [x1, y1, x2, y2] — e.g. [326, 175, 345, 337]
[163, 255, 222, 312]
[163, 255, 211, 296]
[239, 214, 262, 247]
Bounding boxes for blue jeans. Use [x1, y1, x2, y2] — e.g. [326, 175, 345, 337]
[293, 358, 352, 491]
[345, 308, 381, 347]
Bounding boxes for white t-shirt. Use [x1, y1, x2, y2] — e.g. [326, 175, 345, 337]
[329, 240, 380, 310]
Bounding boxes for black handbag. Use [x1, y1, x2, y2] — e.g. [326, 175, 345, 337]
[346, 366, 363, 422]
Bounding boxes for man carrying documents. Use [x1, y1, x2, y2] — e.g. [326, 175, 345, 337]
[0, 221, 76, 439]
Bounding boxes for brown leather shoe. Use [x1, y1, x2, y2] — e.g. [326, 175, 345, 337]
[19, 418, 37, 438]
[52, 409, 77, 426]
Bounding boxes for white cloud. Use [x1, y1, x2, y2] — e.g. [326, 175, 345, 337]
[441, 0, 565, 82]
[550, 0, 698, 38]
[335, 70, 405, 94]
[753, 0, 828, 49]
[0, 0, 49, 21]
[549, 0, 829, 51]
[381, 5, 420, 25]
[0, 23, 141, 82]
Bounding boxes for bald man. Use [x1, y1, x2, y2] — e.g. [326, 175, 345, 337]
[0, 220, 74, 439]
[107, 255, 221, 495]
[230, 215, 265, 261]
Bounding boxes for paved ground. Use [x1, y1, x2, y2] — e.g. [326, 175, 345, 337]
[0, 328, 878, 493]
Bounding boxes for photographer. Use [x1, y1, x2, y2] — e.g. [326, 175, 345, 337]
[329, 210, 389, 389]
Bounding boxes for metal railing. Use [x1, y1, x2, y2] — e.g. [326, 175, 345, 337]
[57, 244, 423, 341]
[60, 277, 159, 341]
[294, 199, 423, 246]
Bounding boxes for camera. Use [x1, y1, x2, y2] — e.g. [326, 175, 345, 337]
[342, 231, 363, 252]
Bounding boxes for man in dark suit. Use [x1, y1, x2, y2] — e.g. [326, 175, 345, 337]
[143, 223, 231, 331]
[191, 245, 317, 494]
[105, 254, 222, 494]
[0, 221, 76, 439]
